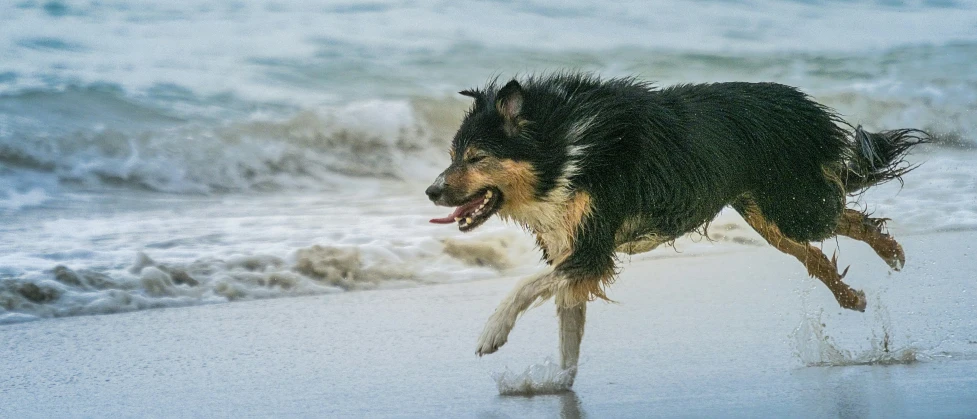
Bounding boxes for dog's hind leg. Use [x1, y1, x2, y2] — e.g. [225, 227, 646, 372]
[476, 268, 562, 356]
[557, 299, 586, 383]
[836, 209, 905, 271]
[734, 197, 867, 311]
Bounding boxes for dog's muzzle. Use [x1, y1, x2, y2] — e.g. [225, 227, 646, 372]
[425, 173, 447, 204]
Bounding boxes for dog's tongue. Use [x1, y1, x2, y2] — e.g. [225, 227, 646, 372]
[429, 198, 481, 224]
[429, 211, 460, 224]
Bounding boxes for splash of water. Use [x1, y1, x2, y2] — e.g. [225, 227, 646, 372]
[492, 358, 576, 396]
[791, 300, 920, 367]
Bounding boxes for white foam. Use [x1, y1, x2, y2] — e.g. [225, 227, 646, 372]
[492, 358, 576, 396]
[854, 149, 977, 234]
[2, 143, 972, 324]
[0, 192, 544, 324]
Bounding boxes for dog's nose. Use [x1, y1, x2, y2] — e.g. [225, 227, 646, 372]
[425, 183, 443, 202]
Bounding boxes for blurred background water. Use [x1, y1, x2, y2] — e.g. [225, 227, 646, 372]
[1, 0, 975, 323]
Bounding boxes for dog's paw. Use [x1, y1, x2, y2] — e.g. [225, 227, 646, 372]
[885, 245, 906, 271]
[839, 289, 867, 312]
[476, 315, 512, 356]
[872, 235, 905, 271]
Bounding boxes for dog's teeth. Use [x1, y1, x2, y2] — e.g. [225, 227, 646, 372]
[465, 217, 473, 224]
[485, 190, 493, 198]
[454, 217, 461, 222]
[482, 199, 489, 205]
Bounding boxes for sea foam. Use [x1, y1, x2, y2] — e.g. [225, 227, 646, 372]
[0, 210, 541, 325]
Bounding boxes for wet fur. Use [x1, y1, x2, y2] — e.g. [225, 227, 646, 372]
[426, 72, 927, 383]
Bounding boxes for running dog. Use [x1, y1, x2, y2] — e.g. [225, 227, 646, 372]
[425, 72, 926, 384]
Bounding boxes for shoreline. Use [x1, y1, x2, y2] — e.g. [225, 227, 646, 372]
[2, 229, 975, 417]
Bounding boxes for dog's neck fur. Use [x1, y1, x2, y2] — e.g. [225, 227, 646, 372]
[500, 187, 590, 266]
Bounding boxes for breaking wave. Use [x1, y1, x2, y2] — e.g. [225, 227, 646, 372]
[0, 230, 537, 325]
[0, 86, 466, 200]
[2, 81, 972, 208]
[2, 0, 975, 210]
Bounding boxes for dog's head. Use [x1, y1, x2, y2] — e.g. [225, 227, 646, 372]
[426, 79, 541, 232]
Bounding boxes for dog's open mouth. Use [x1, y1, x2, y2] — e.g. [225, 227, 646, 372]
[429, 188, 502, 232]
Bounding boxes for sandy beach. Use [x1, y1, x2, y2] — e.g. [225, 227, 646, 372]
[3, 1, 977, 417]
[3, 227, 975, 418]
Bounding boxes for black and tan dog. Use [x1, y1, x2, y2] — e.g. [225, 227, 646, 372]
[425, 72, 926, 383]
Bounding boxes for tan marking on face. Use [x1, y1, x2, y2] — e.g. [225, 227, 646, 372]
[442, 155, 599, 272]
[443, 167, 481, 199]
[440, 153, 538, 205]
[491, 159, 537, 212]
[463, 147, 482, 161]
[461, 165, 490, 191]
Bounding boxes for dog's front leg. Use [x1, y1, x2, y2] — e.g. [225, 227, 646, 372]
[557, 300, 586, 382]
[476, 268, 560, 356]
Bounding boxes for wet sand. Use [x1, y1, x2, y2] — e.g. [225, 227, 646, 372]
[2, 230, 975, 417]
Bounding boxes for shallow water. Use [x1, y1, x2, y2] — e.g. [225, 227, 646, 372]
[2, 0, 976, 323]
[0, 188, 549, 323]
[2, 230, 975, 417]
[3, 147, 973, 324]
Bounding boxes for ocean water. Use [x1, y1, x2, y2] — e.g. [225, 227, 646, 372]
[1, 0, 976, 324]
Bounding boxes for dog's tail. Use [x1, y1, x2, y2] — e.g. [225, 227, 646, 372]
[842, 125, 928, 194]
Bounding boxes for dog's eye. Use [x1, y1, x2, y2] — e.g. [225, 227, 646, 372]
[468, 155, 486, 164]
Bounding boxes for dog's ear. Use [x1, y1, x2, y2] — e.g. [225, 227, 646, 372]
[496, 79, 524, 137]
[459, 89, 487, 112]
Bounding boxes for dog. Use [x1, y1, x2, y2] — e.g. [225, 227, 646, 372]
[425, 72, 926, 384]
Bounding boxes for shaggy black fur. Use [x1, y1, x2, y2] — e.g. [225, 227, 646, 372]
[444, 72, 926, 279]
